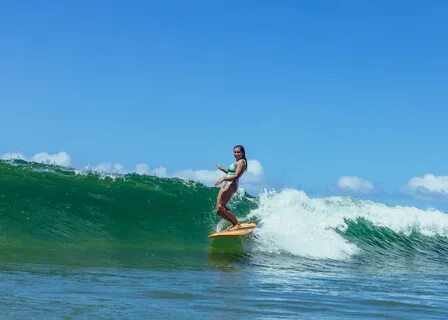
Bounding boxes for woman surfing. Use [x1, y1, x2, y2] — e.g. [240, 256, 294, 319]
[215, 145, 247, 231]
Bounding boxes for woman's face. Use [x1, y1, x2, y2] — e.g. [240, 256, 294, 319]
[233, 147, 243, 160]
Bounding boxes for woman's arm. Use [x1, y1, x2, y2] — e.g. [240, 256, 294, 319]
[216, 164, 228, 174]
[232, 159, 245, 180]
[215, 164, 228, 186]
[221, 159, 245, 182]
[214, 161, 245, 186]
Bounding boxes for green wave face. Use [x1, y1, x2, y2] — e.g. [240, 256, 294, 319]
[342, 217, 448, 262]
[0, 160, 255, 253]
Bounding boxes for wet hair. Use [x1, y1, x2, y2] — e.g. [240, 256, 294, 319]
[233, 145, 247, 172]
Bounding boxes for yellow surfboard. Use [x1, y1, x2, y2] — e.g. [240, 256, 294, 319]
[208, 222, 257, 238]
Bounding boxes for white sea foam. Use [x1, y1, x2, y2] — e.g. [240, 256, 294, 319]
[248, 189, 448, 261]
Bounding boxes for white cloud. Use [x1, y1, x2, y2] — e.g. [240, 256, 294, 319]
[84, 163, 125, 174]
[151, 166, 168, 177]
[134, 164, 167, 177]
[403, 174, 448, 197]
[173, 169, 221, 185]
[239, 159, 266, 193]
[1, 151, 71, 167]
[83, 162, 168, 177]
[247, 159, 263, 176]
[135, 163, 150, 175]
[336, 176, 374, 194]
[30, 152, 71, 167]
[1, 152, 27, 161]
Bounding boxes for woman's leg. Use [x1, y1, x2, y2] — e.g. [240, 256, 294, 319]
[216, 185, 239, 228]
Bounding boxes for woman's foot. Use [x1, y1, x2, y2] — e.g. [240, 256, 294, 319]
[228, 223, 241, 231]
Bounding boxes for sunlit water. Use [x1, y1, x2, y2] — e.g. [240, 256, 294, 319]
[1, 247, 448, 319]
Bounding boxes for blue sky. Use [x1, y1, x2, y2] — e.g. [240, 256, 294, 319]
[1, 1, 448, 206]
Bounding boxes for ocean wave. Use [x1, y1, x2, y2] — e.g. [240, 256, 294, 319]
[2, 160, 448, 263]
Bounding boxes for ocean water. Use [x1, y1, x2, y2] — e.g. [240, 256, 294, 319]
[1, 160, 448, 319]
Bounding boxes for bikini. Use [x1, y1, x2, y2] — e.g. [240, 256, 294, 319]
[225, 159, 246, 187]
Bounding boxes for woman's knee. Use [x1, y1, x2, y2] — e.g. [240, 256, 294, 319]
[216, 202, 225, 213]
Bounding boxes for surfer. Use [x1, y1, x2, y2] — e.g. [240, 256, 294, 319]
[215, 145, 248, 231]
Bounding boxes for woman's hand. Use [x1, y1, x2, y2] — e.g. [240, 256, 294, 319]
[215, 178, 224, 186]
[216, 164, 227, 174]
